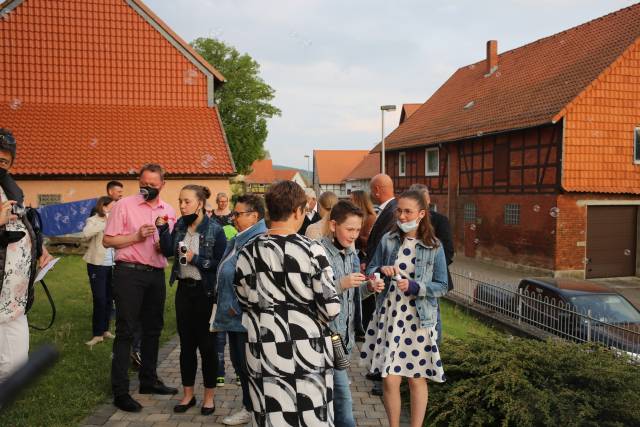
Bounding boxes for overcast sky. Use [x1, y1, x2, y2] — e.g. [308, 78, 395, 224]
[146, 0, 637, 170]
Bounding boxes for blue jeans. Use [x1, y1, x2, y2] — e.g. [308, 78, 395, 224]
[333, 367, 355, 427]
[228, 331, 251, 410]
[87, 264, 113, 337]
[216, 331, 226, 377]
[435, 302, 442, 346]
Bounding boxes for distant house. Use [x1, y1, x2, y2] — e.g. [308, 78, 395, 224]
[313, 150, 369, 198]
[244, 159, 305, 194]
[382, 4, 640, 279]
[0, 0, 235, 209]
[343, 152, 380, 194]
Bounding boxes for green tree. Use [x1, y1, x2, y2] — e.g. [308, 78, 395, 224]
[192, 38, 281, 174]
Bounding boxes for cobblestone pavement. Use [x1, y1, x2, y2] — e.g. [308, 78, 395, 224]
[81, 337, 411, 426]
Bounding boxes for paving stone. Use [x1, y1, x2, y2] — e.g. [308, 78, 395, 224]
[145, 413, 171, 422]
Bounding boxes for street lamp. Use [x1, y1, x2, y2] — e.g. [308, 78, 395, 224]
[304, 154, 310, 172]
[380, 104, 396, 174]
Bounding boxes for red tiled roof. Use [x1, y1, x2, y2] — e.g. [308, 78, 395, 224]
[2, 104, 234, 176]
[314, 150, 369, 184]
[399, 104, 421, 124]
[386, 3, 640, 150]
[0, 0, 234, 176]
[245, 159, 275, 184]
[344, 153, 380, 181]
[274, 169, 298, 181]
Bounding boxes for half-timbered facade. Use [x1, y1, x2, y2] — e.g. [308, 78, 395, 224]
[383, 4, 640, 278]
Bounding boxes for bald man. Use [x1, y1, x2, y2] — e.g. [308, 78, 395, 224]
[365, 174, 397, 264]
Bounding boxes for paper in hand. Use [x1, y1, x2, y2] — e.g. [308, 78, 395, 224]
[35, 257, 61, 283]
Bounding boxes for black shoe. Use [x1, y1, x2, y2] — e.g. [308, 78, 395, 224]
[366, 372, 381, 381]
[130, 351, 142, 370]
[173, 397, 196, 413]
[201, 404, 216, 416]
[113, 394, 142, 412]
[371, 382, 383, 396]
[139, 379, 178, 395]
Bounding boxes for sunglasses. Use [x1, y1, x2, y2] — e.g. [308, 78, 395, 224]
[0, 134, 16, 145]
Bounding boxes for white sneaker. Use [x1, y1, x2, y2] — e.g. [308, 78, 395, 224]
[223, 408, 252, 425]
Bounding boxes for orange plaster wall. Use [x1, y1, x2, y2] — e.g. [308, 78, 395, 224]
[16, 178, 231, 211]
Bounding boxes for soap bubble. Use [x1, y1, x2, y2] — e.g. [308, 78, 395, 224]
[579, 230, 584, 235]
[9, 98, 22, 110]
[201, 154, 214, 168]
[469, 224, 476, 231]
[473, 238, 479, 245]
[550, 230, 556, 235]
[624, 249, 632, 256]
[89, 138, 98, 148]
[184, 69, 198, 85]
[533, 205, 540, 212]
[56, 245, 66, 253]
[468, 64, 475, 70]
[128, 168, 137, 175]
[67, 188, 76, 197]
[495, 71, 501, 78]
[549, 207, 559, 218]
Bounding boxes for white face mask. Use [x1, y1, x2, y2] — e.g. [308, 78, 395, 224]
[397, 218, 420, 233]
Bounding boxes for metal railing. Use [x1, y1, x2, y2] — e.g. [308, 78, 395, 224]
[447, 273, 640, 358]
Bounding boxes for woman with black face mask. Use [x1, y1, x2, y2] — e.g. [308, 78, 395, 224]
[157, 185, 227, 415]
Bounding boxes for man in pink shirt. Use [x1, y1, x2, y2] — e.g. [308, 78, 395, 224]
[103, 163, 177, 412]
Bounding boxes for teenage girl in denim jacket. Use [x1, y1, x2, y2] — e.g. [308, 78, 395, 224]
[362, 190, 448, 427]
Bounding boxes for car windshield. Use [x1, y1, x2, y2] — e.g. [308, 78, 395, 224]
[569, 294, 640, 323]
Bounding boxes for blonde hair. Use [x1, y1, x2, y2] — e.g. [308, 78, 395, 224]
[317, 191, 339, 218]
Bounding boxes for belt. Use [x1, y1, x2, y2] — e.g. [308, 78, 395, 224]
[115, 261, 163, 272]
[178, 278, 202, 287]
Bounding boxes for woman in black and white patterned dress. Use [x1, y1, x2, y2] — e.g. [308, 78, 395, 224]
[235, 181, 340, 427]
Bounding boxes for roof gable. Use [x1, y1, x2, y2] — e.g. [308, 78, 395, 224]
[344, 153, 380, 181]
[245, 159, 275, 184]
[314, 150, 369, 184]
[386, 3, 640, 150]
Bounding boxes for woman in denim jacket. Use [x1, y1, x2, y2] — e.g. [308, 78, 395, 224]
[210, 194, 266, 426]
[158, 185, 227, 415]
[361, 190, 448, 427]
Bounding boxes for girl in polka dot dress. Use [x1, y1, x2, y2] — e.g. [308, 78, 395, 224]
[361, 190, 449, 427]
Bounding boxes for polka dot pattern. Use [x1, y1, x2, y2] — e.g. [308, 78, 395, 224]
[359, 237, 445, 382]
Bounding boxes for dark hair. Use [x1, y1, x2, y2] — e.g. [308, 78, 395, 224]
[329, 200, 363, 225]
[265, 181, 306, 222]
[181, 185, 211, 205]
[394, 190, 438, 247]
[236, 194, 265, 219]
[139, 163, 165, 181]
[106, 180, 123, 192]
[0, 128, 17, 162]
[95, 196, 114, 218]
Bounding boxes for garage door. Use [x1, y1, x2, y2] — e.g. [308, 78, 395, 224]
[586, 206, 637, 278]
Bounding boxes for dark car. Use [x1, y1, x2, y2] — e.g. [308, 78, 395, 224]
[474, 277, 640, 355]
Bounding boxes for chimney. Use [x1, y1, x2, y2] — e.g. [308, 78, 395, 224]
[486, 40, 498, 76]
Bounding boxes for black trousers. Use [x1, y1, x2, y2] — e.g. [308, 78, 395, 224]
[361, 293, 377, 333]
[111, 265, 166, 397]
[175, 282, 218, 388]
[228, 331, 251, 410]
[87, 264, 113, 337]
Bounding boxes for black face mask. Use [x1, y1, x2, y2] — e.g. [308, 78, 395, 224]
[183, 204, 203, 226]
[140, 186, 159, 201]
[0, 168, 6, 180]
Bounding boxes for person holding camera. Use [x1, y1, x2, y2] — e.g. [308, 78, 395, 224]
[158, 184, 227, 415]
[0, 129, 53, 383]
[103, 163, 177, 412]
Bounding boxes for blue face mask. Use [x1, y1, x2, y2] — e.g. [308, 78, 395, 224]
[397, 218, 420, 233]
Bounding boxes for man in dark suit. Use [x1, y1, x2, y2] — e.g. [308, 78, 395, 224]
[298, 188, 321, 235]
[363, 174, 398, 396]
[409, 184, 455, 346]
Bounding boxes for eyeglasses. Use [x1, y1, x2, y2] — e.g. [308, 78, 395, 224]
[0, 158, 10, 167]
[396, 208, 421, 216]
[232, 210, 255, 218]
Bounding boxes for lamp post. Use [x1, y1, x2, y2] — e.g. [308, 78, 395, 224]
[304, 154, 310, 172]
[380, 104, 396, 174]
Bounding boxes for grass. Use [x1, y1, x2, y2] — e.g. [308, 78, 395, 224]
[439, 298, 501, 340]
[1, 255, 178, 427]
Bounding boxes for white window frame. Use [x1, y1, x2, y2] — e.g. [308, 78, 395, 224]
[399, 152, 406, 177]
[634, 127, 640, 164]
[425, 147, 439, 177]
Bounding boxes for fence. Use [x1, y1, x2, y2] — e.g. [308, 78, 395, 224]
[447, 272, 640, 358]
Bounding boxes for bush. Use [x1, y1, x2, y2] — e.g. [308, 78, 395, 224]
[426, 335, 640, 427]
